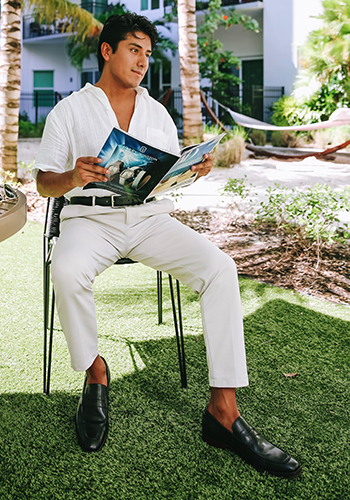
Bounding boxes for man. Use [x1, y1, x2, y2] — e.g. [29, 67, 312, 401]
[33, 13, 301, 478]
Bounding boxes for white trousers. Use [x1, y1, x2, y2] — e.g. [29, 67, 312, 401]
[51, 199, 249, 388]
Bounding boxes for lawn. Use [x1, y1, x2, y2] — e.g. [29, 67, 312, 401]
[0, 221, 349, 499]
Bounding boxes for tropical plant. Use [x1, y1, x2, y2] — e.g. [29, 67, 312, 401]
[197, 0, 259, 113]
[301, 0, 350, 99]
[67, 2, 127, 71]
[272, 0, 350, 127]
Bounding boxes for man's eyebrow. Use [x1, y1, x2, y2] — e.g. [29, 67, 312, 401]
[129, 42, 152, 53]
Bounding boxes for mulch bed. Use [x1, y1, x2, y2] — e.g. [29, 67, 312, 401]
[172, 208, 350, 306]
[23, 180, 350, 307]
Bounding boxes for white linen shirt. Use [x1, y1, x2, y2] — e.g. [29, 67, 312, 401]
[33, 83, 180, 200]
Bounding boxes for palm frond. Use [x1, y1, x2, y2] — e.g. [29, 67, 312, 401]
[22, 0, 102, 41]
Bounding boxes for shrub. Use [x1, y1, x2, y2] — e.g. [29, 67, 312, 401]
[222, 176, 350, 267]
[19, 118, 46, 138]
[250, 130, 266, 146]
[271, 130, 300, 148]
[214, 127, 247, 167]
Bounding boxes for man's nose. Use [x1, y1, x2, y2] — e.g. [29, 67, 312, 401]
[138, 53, 148, 67]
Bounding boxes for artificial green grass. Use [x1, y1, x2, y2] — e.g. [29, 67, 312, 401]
[0, 222, 349, 499]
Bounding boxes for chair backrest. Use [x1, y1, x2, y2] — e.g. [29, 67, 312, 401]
[44, 197, 67, 240]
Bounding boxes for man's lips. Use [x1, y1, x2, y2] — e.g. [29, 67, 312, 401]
[132, 69, 144, 77]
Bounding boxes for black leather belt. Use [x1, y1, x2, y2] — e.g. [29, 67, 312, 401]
[69, 195, 141, 207]
[68, 195, 156, 207]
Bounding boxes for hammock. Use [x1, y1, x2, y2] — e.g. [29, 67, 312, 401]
[226, 107, 350, 132]
[199, 92, 350, 160]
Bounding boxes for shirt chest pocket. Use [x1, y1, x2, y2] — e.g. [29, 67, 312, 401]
[146, 128, 169, 150]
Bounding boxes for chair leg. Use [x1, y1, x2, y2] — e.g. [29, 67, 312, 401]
[46, 290, 55, 395]
[43, 253, 55, 395]
[157, 270, 163, 325]
[168, 275, 187, 389]
[43, 257, 50, 394]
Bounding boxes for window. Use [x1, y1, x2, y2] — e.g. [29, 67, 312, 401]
[141, 0, 159, 10]
[33, 70, 54, 107]
[142, 61, 171, 98]
[81, 71, 101, 87]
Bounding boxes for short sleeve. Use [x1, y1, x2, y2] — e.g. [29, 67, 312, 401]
[32, 105, 73, 179]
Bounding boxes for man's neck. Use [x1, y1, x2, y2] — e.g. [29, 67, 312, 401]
[94, 75, 137, 101]
[94, 77, 137, 132]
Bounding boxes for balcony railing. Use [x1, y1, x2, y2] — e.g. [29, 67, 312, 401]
[23, 2, 111, 40]
[22, 16, 71, 39]
[196, 0, 263, 9]
[81, 1, 111, 15]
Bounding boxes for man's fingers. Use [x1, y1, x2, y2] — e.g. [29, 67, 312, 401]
[78, 156, 103, 164]
[74, 156, 110, 186]
[191, 153, 214, 178]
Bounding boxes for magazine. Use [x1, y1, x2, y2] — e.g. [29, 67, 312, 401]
[83, 127, 225, 204]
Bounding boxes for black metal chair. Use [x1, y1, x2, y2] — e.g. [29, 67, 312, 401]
[43, 197, 187, 394]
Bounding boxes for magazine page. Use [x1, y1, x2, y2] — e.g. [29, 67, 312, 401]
[83, 127, 179, 203]
[150, 133, 226, 197]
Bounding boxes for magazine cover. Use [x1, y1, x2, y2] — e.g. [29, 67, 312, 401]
[150, 133, 226, 197]
[84, 128, 225, 203]
[83, 127, 179, 203]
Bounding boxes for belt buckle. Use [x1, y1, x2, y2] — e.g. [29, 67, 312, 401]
[111, 195, 120, 208]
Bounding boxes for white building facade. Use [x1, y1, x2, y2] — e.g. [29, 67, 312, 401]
[19, 0, 323, 123]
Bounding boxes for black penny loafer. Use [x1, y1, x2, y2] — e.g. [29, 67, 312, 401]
[202, 407, 302, 478]
[75, 357, 110, 452]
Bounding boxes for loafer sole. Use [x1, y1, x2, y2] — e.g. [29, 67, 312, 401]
[203, 433, 302, 479]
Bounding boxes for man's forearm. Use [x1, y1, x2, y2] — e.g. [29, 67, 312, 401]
[36, 170, 76, 198]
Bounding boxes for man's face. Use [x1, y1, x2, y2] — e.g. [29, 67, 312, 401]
[103, 31, 152, 89]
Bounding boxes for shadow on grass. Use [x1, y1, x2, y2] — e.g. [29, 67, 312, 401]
[1, 300, 349, 500]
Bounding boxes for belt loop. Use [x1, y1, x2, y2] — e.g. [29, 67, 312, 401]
[91, 196, 96, 207]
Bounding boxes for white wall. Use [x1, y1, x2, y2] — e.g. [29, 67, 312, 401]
[217, 10, 263, 61]
[21, 38, 80, 93]
[264, 0, 323, 94]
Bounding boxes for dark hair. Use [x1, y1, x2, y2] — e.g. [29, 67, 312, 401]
[97, 13, 158, 72]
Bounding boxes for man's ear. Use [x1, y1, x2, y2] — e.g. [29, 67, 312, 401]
[100, 42, 112, 63]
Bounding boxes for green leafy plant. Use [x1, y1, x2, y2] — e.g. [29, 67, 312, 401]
[256, 183, 350, 267]
[19, 118, 46, 138]
[270, 130, 300, 148]
[197, 0, 259, 113]
[250, 130, 266, 146]
[222, 176, 350, 267]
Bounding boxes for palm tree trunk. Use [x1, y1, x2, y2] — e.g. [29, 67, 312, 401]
[177, 0, 203, 147]
[0, 0, 21, 179]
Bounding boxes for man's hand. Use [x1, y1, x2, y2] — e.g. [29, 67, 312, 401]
[36, 156, 110, 198]
[72, 156, 110, 187]
[190, 153, 214, 179]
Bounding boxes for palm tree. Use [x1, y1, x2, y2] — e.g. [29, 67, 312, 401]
[177, 0, 203, 146]
[0, 0, 22, 178]
[0, 0, 101, 179]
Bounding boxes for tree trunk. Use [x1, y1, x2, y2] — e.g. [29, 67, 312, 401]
[177, 0, 203, 146]
[0, 0, 21, 179]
